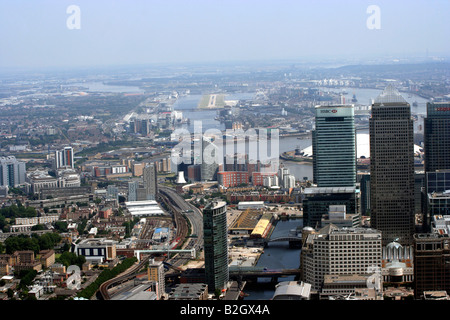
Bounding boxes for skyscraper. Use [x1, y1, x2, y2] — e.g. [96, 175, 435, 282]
[203, 201, 229, 293]
[55, 146, 74, 169]
[0, 156, 26, 187]
[413, 233, 450, 299]
[423, 102, 450, 231]
[143, 162, 158, 200]
[424, 102, 450, 172]
[369, 85, 415, 245]
[312, 105, 356, 187]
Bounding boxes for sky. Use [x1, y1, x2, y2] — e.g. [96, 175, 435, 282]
[0, 0, 449, 70]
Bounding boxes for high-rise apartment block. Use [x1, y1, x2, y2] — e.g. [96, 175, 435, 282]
[369, 85, 415, 245]
[143, 163, 158, 200]
[148, 259, 165, 300]
[55, 146, 74, 169]
[203, 201, 229, 293]
[0, 156, 26, 187]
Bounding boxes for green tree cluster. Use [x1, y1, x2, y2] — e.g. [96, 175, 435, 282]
[18, 270, 38, 290]
[56, 251, 86, 268]
[76, 257, 137, 299]
[4, 233, 61, 254]
[0, 204, 37, 219]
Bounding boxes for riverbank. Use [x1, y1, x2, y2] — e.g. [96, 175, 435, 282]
[280, 150, 313, 163]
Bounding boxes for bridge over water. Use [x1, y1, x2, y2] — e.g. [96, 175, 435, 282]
[229, 266, 301, 282]
[264, 235, 303, 248]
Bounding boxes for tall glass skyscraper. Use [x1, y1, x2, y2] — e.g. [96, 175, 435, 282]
[424, 102, 450, 172]
[423, 101, 450, 231]
[203, 201, 229, 293]
[312, 105, 356, 187]
[369, 85, 415, 245]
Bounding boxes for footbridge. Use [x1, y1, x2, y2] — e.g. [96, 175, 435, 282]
[134, 248, 196, 261]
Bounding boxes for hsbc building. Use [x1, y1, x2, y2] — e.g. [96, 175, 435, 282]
[313, 105, 356, 188]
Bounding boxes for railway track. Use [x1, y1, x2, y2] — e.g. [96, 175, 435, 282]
[98, 255, 150, 300]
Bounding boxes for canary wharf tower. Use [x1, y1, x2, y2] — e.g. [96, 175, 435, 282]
[369, 85, 415, 245]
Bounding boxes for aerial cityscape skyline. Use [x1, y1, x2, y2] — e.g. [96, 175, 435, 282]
[0, 0, 449, 316]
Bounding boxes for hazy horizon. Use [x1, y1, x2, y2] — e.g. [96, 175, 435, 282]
[1, 0, 449, 71]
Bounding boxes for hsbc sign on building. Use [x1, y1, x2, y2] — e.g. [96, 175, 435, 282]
[316, 105, 354, 118]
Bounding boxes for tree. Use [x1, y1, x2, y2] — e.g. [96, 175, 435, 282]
[7, 288, 14, 299]
[57, 251, 86, 268]
[31, 224, 46, 231]
[54, 221, 68, 233]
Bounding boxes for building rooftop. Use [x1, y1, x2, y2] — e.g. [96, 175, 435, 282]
[273, 281, 311, 300]
[169, 283, 208, 300]
[303, 186, 356, 194]
[125, 200, 165, 216]
[374, 84, 408, 104]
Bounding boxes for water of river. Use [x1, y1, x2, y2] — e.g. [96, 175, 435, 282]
[242, 219, 303, 300]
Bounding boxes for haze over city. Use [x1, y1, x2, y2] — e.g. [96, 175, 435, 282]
[0, 0, 449, 70]
[0, 0, 450, 314]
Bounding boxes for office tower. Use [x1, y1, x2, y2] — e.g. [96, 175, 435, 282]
[148, 259, 165, 300]
[203, 201, 229, 293]
[423, 102, 450, 231]
[55, 146, 74, 169]
[413, 233, 450, 299]
[425, 170, 450, 221]
[0, 156, 26, 187]
[312, 105, 356, 187]
[358, 173, 371, 216]
[424, 102, 450, 172]
[301, 225, 382, 293]
[302, 186, 360, 229]
[128, 181, 139, 201]
[369, 85, 415, 245]
[143, 163, 158, 200]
